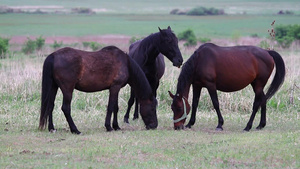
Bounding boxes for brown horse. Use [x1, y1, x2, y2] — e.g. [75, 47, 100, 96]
[124, 26, 183, 123]
[39, 46, 158, 134]
[169, 43, 285, 131]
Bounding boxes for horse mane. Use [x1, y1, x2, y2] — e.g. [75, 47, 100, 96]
[176, 52, 196, 94]
[127, 56, 153, 99]
[132, 33, 160, 66]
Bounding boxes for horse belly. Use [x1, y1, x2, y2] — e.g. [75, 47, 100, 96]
[216, 73, 255, 92]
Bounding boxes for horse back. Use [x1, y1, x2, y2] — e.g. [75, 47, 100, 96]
[52, 47, 129, 92]
[194, 43, 274, 92]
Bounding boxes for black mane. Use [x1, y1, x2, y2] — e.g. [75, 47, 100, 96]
[127, 56, 153, 100]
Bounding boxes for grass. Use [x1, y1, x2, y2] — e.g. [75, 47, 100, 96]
[0, 13, 299, 38]
[0, 47, 299, 168]
[0, 0, 299, 168]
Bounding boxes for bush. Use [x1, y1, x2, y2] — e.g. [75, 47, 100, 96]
[199, 37, 211, 43]
[22, 38, 36, 54]
[51, 40, 63, 50]
[186, 6, 224, 16]
[89, 42, 102, 51]
[82, 41, 103, 51]
[35, 36, 45, 51]
[275, 24, 300, 48]
[178, 29, 197, 47]
[0, 37, 9, 57]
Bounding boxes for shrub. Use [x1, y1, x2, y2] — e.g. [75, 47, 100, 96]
[178, 29, 195, 41]
[35, 36, 45, 51]
[0, 37, 9, 57]
[89, 42, 102, 51]
[178, 29, 197, 47]
[82, 41, 91, 48]
[22, 38, 36, 54]
[275, 24, 300, 48]
[51, 40, 63, 50]
[186, 6, 224, 16]
[259, 40, 270, 49]
[199, 37, 211, 43]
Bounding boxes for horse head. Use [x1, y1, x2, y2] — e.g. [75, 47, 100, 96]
[158, 26, 183, 68]
[168, 91, 191, 130]
[139, 95, 158, 130]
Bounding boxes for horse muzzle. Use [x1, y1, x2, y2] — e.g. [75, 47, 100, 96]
[174, 124, 185, 130]
[146, 122, 158, 130]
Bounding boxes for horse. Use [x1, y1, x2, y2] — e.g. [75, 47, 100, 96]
[124, 26, 183, 123]
[39, 46, 158, 134]
[169, 43, 285, 131]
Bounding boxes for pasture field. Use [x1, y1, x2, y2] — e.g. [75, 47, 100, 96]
[0, 0, 300, 168]
[0, 13, 299, 39]
[0, 47, 299, 168]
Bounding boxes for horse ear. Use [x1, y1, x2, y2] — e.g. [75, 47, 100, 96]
[158, 27, 162, 32]
[167, 26, 171, 30]
[168, 91, 175, 98]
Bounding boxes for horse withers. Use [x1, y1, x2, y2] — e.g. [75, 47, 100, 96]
[124, 26, 183, 123]
[39, 46, 158, 134]
[169, 43, 285, 131]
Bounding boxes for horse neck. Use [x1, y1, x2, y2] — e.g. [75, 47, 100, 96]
[176, 77, 192, 99]
[176, 57, 195, 99]
[139, 33, 160, 63]
[127, 57, 153, 100]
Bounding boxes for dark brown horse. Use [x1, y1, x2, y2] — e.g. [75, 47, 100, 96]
[124, 26, 183, 123]
[39, 46, 158, 134]
[169, 43, 285, 131]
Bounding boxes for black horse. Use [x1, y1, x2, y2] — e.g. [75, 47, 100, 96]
[39, 46, 158, 134]
[124, 26, 183, 123]
[169, 43, 285, 131]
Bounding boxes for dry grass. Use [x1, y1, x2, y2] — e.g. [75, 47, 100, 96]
[0, 41, 299, 168]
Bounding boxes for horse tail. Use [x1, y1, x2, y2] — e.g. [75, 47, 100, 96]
[39, 54, 57, 130]
[265, 50, 286, 101]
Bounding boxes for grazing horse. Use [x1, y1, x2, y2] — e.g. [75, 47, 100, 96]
[124, 26, 183, 123]
[169, 43, 285, 131]
[39, 46, 158, 134]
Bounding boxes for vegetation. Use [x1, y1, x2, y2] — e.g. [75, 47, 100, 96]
[51, 40, 63, 50]
[178, 29, 197, 47]
[0, 37, 9, 58]
[187, 7, 225, 16]
[0, 0, 299, 168]
[82, 41, 103, 51]
[275, 24, 300, 48]
[21, 38, 36, 54]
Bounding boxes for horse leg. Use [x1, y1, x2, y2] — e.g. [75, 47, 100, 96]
[207, 87, 224, 131]
[48, 86, 58, 132]
[133, 98, 139, 120]
[244, 85, 265, 131]
[61, 89, 81, 134]
[124, 88, 135, 123]
[256, 96, 266, 130]
[186, 85, 202, 128]
[106, 86, 121, 131]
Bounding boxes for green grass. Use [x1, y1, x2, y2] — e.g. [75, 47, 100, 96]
[0, 49, 299, 168]
[0, 0, 299, 168]
[0, 13, 299, 38]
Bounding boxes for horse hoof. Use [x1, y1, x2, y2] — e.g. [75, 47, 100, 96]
[133, 117, 138, 120]
[215, 127, 223, 131]
[113, 126, 121, 131]
[124, 118, 129, 124]
[49, 129, 56, 133]
[243, 128, 250, 132]
[185, 124, 192, 129]
[72, 130, 81, 135]
[256, 126, 264, 130]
